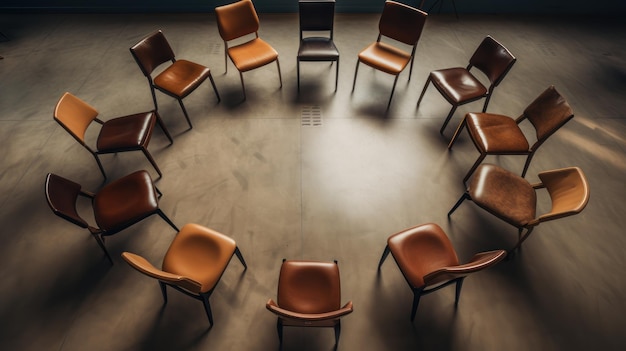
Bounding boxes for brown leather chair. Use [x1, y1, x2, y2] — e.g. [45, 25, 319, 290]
[130, 29, 221, 129]
[54, 92, 172, 179]
[297, 0, 340, 92]
[448, 164, 590, 255]
[122, 223, 247, 327]
[45, 171, 179, 264]
[215, 0, 282, 100]
[417, 36, 516, 134]
[449, 85, 574, 183]
[352, 1, 427, 110]
[378, 223, 506, 321]
[266, 260, 353, 349]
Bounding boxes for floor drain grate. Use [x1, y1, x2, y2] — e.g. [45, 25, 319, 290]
[301, 106, 322, 127]
[207, 43, 221, 56]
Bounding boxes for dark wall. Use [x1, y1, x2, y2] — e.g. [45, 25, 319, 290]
[0, 0, 624, 14]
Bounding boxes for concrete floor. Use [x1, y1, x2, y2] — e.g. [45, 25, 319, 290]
[0, 11, 625, 351]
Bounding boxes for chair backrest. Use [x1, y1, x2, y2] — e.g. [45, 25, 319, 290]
[277, 260, 340, 314]
[130, 30, 175, 77]
[299, 0, 335, 40]
[54, 92, 98, 144]
[536, 167, 590, 224]
[45, 173, 89, 228]
[523, 85, 575, 145]
[215, 0, 260, 42]
[378, 0, 427, 46]
[469, 36, 516, 87]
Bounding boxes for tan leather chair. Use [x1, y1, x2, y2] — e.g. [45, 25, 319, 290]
[379, 223, 506, 321]
[122, 223, 247, 327]
[215, 0, 282, 100]
[54, 92, 172, 180]
[297, 0, 340, 92]
[417, 36, 516, 134]
[45, 171, 179, 264]
[352, 1, 427, 110]
[449, 85, 574, 183]
[266, 260, 353, 349]
[448, 164, 590, 255]
[130, 29, 221, 129]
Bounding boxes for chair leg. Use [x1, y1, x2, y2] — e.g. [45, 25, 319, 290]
[141, 149, 162, 178]
[463, 154, 486, 184]
[378, 245, 391, 269]
[157, 210, 179, 232]
[448, 192, 470, 217]
[200, 293, 214, 327]
[521, 153, 535, 178]
[223, 44, 228, 74]
[448, 115, 467, 149]
[509, 227, 535, 255]
[159, 281, 168, 304]
[276, 59, 283, 88]
[239, 71, 247, 100]
[334, 320, 341, 346]
[335, 57, 339, 92]
[440, 105, 458, 134]
[208, 73, 221, 102]
[154, 111, 173, 144]
[277, 318, 284, 346]
[387, 75, 399, 110]
[416, 76, 431, 108]
[297, 59, 300, 92]
[351, 61, 360, 92]
[92, 233, 113, 264]
[454, 277, 465, 307]
[482, 93, 492, 112]
[410, 290, 422, 322]
[177, 99, 193, 129]
[92, 153, 107, 179]
[235, 247, 247, 269]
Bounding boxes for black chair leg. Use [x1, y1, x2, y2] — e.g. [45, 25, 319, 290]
[378, 245, 391, 269]
[416, 77, 431, 108]
[209, 73, 221, 102]
[159, 281, 168, 304]
[201, 293, 214, 327]
[410, 290, 422, 321]
[440, 105, 458, 134]
[351, 61, 360, 92]
[177, 99, 193, 129]
[334, 321, 341, 346]
[387, 75, 399, 110]
[448, 192, 469, 217]
[454, 278, 465, 307]
[157, 210, 179, 232]
[235, 247, 247, 269]
[277, 318, 284, 347]
[93, 234, 113, 264]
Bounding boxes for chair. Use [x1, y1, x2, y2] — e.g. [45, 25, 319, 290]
[416, 36, 516, 134]
[54, 92, 173, 180]
[122, 223, 247, 327]
[448, 164, 590, 255]
[297, 0, 340, 92]
[215, 0, 282, 100]
[449, 85, 574, 183]
[352, 1, 427, 110]
[378, 223, 506, 321]
[45, 171, 179, 264]
[130, 29, 221, 129]
[266, 260, 353, 349]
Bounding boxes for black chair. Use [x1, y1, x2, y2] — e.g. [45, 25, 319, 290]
[297, 0, 340, 92]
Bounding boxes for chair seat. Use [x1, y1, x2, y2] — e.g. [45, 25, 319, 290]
[358, 42, 411, 75]
[298, 37, 339, 61]
[466, 112, 530, 153]
[387, 223, 459, 288]
[163, 223, 237, 293]
[96, 112, 155, 151]
[469, 164, 537, 227]
[154, 59, 212, 98]
[431, 67, 488, 104]
[93, 170, 159, 231]
[228, 38, 279, 72]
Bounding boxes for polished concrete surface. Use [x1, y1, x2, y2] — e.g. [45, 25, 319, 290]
[0, 11, 625, 351]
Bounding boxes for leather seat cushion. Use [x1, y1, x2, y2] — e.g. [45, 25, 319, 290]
[154, 59, 211, 98]
[466, 112, 530, 153]
[430, 68, 488, 104]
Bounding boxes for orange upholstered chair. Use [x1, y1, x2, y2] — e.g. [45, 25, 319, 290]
[352, 0, 427, 110]
[266, 260, 353, 348]
[448, 164, 590, 255]
[379, 223, 506, 321]
[122, 223, 247, 327]
[215, 0, 282, 99]
[448, 85, 575, 183]
[417, 36, 516, 135]
[54, 92, 172, 179]
[130, 29, 221, 129]
[45, 171, 179, 264]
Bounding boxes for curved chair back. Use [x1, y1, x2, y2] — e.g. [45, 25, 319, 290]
[523, 85, 575, 146]
[535, 167, 590, 224]
[130, 30, 175, 77]
[45, 173, 89, 228]
[277, 260, 341, 314]
[215, 0, 260, 42]
[379, 0, 427, 46]
[299, 0, 335, 39]
[469, 35, 516, 87]
[54, 92, 98, 144]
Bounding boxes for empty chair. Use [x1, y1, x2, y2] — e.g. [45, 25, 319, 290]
[449, 85, 574, 183]
[45, 171, 179, 264]
[352, 1, 427, 110]
[54, 92, 172, 179]
[417, 36, 516, 134]
[378, 223, 506, 321]
[215, 0, 282, 99]
[130, 29, 221, 129]
[266, 260, 353, 349]
[448, 164, 590, 255]
[297, 0, 340, 92]
[122, 223, 247, 327]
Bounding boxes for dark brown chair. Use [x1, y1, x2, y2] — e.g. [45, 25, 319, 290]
[122, 223, 247, 327]
[352, 0, 427, 110]
[266, 260, 353, 349]
[448, 164, 590, 255]
[215, 0, 282, 100]
[297, 0, 340, 92]
[45, 171, 179, 264]
[130, 29, 220, 129]
[54, 92, 172, 179]
[379, 223, 506, 321]
[417, 36, 516, 134]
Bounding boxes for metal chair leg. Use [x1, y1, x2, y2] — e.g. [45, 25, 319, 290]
[378, 245, 391, 269]
[448, 192, 470, 217]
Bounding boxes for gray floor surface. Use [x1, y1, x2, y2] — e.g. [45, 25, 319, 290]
[0, 11, 625, 351]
